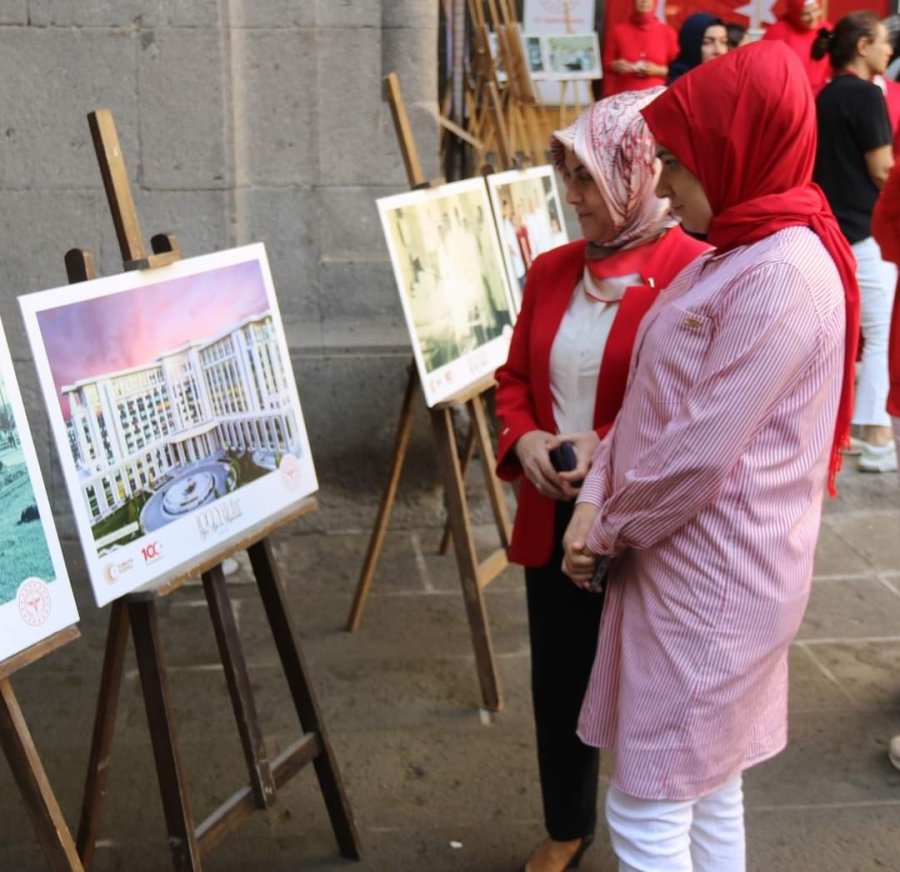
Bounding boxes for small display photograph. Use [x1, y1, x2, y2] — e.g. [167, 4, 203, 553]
[378, 178, 517, 407]
[0, 317, 78, 661]
[486, 165, 569, 309]
[543, 33, 602, 80]
[20, 244, 317, 606]
[521, 33, 546, 76]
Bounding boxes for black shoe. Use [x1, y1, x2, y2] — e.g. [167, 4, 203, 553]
[520, 834, 595, 872]
[565, 833, 594, 870]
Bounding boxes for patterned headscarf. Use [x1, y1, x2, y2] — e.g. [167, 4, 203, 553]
[551, 88, 676, 253]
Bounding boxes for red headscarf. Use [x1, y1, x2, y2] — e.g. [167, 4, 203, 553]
[641, 41, 860, 496]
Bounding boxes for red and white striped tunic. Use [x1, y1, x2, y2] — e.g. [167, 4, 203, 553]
[577, 226, 846, 801]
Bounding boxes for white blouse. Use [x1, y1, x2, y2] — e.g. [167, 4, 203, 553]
[549, 270, 641, 433]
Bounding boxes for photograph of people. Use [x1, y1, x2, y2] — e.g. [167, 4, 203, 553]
[563, 43, 859, 871]
[493, 89, 707, 872]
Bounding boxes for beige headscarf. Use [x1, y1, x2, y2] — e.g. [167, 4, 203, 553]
[551, 87, 676, 253]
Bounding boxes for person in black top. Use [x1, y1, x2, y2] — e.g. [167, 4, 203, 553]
[813, 11, 897, 472]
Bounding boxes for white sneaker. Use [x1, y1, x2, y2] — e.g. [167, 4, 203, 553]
[843, 436, 866, 456]
[889, 734, 900, 771]
[857, 440, 898, 473]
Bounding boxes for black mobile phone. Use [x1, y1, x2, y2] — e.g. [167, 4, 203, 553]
[549, 440, 577, 473]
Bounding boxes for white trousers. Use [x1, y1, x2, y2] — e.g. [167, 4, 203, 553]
[606, 776, 746, 872]
[852, 236, 897, 428]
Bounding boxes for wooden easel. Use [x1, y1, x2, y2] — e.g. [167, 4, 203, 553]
[346, 75, 513, 714]
[70, 109, 360, 871]
[0, 626, 85, 871]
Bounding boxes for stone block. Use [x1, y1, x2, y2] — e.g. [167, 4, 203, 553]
[289, 350, 438, 496]
[238, 187, 321, 350]
[225, 0, 316, 28]
[137, 27, 230, 189]
[29, 0, 145, 26]
[317, 259, 407, 349]
[317, 184, 398, 262]
[159, 0, 220, 27]
[0, 191, 102, 318]
[315, 27, 386, 186]
[316, 0, 380, 28]
[135, 189, 231, 260]
[231, 28, 318, 185]
[0, 1, 26, 24]
[0, 29, 138, 190]
[382, 1, 438, 30]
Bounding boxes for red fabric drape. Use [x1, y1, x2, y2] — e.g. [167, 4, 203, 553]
[640, 41, 860, 496]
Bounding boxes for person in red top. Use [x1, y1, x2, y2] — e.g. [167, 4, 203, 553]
[603, 0, 678, 96]
[763, 0, 832, 93]
[494, 89, 707, 872]
[871, 159, 900, 773]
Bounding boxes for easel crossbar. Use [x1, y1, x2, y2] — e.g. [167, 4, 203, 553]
[196, 733, 321, 855]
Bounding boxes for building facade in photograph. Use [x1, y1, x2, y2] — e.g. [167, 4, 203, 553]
[64, 313, 299, 523]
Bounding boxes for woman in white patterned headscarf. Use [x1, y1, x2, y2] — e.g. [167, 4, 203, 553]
[494, 89, 708, 872]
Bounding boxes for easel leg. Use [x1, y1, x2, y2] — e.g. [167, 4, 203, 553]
[249, 539, 362, 860]
[430, 406, 503, 712]
[129, 600, 202, 871]
[346, 365, 417, 632]
[202, 564, 275, 809]
[77, 599, 130, 869]
[0, 678, 84, 872]
[438, 418, 477, 556]
[469, 395, 512, 546]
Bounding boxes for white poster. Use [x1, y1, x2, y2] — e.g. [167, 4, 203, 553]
[378, 178, 517, 407]
[0, 318, 78, 662]
[523, 0, 599, 103]
[523, 0, 597, 31]
[20, 244, 317, 606]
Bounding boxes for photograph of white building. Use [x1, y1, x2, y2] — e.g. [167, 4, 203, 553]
[20, 244, 317, 606]
[65, 311, 301, 540]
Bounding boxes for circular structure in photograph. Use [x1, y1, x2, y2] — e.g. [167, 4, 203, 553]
[141, 459, 232, 532]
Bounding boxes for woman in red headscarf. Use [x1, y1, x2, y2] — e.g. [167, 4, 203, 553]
[562, 42, 858, 869]
[603, 0, 679, 96]
[494, 89, 706, 872]
[763, 0, 832, 92]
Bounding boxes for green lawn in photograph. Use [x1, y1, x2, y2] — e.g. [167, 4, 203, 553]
[0, 466, 54, 605]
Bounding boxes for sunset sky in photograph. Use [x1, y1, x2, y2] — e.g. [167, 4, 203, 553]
[34, 258, 272, 420]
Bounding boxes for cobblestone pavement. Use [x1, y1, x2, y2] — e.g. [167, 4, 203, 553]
[2, 461, 900, 871]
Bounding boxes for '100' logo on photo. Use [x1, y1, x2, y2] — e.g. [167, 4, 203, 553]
[141, 541, 163, 563]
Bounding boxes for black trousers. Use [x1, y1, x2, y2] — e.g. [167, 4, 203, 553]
[525, 501, 605, 842]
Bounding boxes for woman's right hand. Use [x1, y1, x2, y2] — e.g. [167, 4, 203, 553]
[515, 431, 569, 501]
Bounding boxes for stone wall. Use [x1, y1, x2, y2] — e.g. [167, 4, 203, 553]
[0, 0, 443, 535]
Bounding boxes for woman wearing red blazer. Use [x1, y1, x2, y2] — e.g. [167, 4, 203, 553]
[494, 90, 707, 872]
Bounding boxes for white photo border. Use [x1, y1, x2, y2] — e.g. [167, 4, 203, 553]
[19, 243, 318, 607]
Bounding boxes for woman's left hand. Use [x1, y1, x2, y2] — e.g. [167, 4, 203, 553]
[554, 430, 601, 499]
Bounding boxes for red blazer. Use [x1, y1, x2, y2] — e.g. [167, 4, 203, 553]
[494, 228, 709, 566]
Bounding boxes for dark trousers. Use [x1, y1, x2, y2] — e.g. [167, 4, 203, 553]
[525, 502, 605, 841]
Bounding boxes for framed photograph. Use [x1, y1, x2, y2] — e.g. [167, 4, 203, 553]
[543, 33, 602, 80]
[485, 165, 569, 309]
[0, 317, 78, 661]
[19, 243, 317, 606]
[377, 178, 517, 407]
[520, 33, 547, 78]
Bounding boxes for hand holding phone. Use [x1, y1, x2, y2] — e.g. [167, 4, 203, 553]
[549, 440, 577, 473]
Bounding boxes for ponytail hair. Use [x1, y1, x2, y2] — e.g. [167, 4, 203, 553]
[811, 10, 881, 68]
[810, 26, 832, 61]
